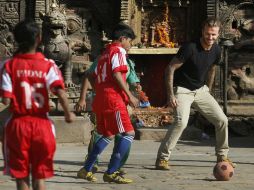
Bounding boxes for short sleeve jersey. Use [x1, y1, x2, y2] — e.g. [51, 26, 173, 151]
[92, 42, 129, 112]
[0, 52, 65, 115]
[87, 56, 139, 85]
[94, 42, 128, 85]
[174, 40, 221, 90]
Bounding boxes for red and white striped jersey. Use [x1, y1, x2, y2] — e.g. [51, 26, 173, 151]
[95, 42, 128, 85]
[0, 52, 65, 115]
[92, 42, 129, 113]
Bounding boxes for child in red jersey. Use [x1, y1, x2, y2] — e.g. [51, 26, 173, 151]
[77, 22, 139, 184]
[0, 20, 75, 190]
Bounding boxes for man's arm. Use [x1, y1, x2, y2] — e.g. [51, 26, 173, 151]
[75, 59, 97, 112]
[113, 72, 139, 108]
[88, 73, 95, 89]
[206, 64, 216, 91]
[74, 75, 91, 112]
[165, 57, 183, 108]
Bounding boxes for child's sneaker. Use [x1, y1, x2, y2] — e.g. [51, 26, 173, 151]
[217, 156, 237, 168]
[117, 168, 127, 176]
[92, 164, 99, 173]
[77, 168, 97, 182]
[103, 172, 133, 184]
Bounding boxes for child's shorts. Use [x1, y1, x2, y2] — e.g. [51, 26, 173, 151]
[96, 108, 134, 137]
[4, 115, 56, 179]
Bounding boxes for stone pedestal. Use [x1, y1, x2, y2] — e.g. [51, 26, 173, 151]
[51, 115, 93, 144]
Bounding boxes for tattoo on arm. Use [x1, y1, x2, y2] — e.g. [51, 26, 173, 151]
[165, 65, 174, 98]
[207, 65, 216, 91]
[165, 57, 183, 100]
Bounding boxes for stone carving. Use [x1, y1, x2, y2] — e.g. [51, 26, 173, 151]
[1, 2, 19, 18]
[218, 1, 254, 100]
[0, 1, 20, 57]
[40, 0, 92, 86]
[38, 0, 94, 111]
[0, 17, 14, 57]
[66, 13, 91, 57]
[40, 0, 73, 86]
[64, 6, 92, 85]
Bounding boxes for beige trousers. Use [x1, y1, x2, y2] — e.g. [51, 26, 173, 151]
[157, 85, 229, 161]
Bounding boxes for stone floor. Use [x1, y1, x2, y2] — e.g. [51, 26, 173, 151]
[0, 137, 254, 190]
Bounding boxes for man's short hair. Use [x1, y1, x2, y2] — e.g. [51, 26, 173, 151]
[111, 22, 136, 40]
[202, 17, 221, 29]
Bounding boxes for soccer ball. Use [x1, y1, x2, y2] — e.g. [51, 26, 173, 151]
[213, 161, 234, 181]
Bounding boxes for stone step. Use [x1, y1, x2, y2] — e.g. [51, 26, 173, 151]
[51, 115, 93, 144]
[0, 102, 93, 144]
[0, 103, 203, 143]
[227, 101, 254, 116]
[135, 126, 203, 141]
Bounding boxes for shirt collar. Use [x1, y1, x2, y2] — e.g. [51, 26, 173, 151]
[109, 42, 127, 54]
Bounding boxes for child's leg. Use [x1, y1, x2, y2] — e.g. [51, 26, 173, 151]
[16, 177, 29, 190]
[114, 134, 131, 169]
[84, 136, 112, 171]
[87, 130, 102, 164]
[32, 179, 45, 190]
[88, 130, 102, 153]
[87, 112, 100, 154]
[107, 133, 134, 174]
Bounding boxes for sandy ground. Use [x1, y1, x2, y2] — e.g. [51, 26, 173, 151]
[0, 137, 254, 190]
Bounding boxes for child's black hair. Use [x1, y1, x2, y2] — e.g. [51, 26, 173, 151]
[111, 22, 136, 40]
[13, 19, 40, 54]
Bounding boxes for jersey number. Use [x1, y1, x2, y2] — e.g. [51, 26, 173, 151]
[21, 81, 45, 109]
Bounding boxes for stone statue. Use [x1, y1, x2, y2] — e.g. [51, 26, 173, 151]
[218, 2, 254, 100]
[39, 0, 73, 86]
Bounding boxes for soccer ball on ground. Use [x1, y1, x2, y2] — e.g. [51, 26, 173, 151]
[213, 161, 234, 181]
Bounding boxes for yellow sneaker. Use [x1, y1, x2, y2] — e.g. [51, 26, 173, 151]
[155, 159, 170, 170]
[103, 172, 133, 184]
[117, 168, 127, 176]
[217, 156, 237, 168]
[77, 168, 97, 182]
[92, 164, 99, 173]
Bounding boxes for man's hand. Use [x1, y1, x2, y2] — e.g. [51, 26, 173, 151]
[168, 95, 178, 108]
[74, 99, 86, 113]
[65, 112, 76, 123]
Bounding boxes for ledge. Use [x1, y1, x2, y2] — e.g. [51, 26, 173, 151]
[227, 101, 254, 116]
[128, 47, 179, 55]
[135, 126, 202, 141]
